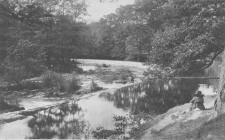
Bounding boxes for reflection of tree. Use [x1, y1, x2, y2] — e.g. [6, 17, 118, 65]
[28, 101, 91, 139]
[100, 79, 199, 115]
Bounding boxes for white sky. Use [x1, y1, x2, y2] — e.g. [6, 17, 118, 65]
[84, 0, 135, 23]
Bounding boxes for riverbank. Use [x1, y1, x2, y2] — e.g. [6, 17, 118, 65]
[0, 60, 148, 124]
[0, 60, 221, 139]
[137, 94, 220, 140]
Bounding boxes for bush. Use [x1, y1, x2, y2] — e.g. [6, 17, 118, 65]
[94, 67, 134, 83]
[92, 127, 116, 139]
[86, 69, 96, 75]
[89, 80, 103, 92]
[102, 64, 110, 68]
[65, 76, 80, 93]
[44, 45, 79, 73]
[143, 65, 174, 78]
[74, 67, 84, 74]
[41, 71, 80, 94]
[42, 71, 65, 90]
[104, 68, 133, 83]
[117, 69, 133, 81]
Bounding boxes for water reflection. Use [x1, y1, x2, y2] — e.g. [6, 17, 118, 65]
[0, 79, 218, 139]
[28, 102, 91, 139]
[100, 79, 217, 115]
[26, 94, 129, 139]
[27, 79, 219, 139]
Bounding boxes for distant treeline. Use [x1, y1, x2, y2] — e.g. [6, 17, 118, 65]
[1, 0, 225, 83]
[89, 0, 225, 75]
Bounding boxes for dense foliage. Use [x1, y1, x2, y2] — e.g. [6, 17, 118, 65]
[0, 0, 94, 82]
[1, 0, 225, 83]
[90, 0, 225, 75]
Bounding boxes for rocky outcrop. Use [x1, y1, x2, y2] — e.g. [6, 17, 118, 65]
[139, 104, 215, 140]
[197, 113, 225, 140]
[138, 95, 218, 140]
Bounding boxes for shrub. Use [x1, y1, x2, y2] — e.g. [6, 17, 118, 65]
[86, 69, 96, 75]
[95, 68, 134, 83]
[117, 69, 133, 81]
[44, 45, 79, 73]
[41, 71, 65, 90]
[92, 127, 116, 139]
[89, 80, 103, 92]
[74, 67, 84, 74]
[102, 64, 110, 68]
[143, 65, 174, 78]
[65, 76, 80, 93]
[41, 71, 80, 94]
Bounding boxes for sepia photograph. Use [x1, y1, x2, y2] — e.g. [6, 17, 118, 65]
[0, 0, 225, 139]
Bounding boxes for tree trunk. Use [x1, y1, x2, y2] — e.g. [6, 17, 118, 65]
[215, 52, 225, 114]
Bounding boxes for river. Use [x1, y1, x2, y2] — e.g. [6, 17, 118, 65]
[0, 78, 218, 139]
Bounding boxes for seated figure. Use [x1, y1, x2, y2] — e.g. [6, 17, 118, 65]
[190, 91, 205, 111]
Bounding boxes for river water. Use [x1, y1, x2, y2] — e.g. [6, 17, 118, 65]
[0, 78, 218, 139]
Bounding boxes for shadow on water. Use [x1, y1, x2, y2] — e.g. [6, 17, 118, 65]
[27, 101, 91, 139]
[0, 78, 218, 139]
[29, 79, 218, 139]
[100, 79, 213, 115]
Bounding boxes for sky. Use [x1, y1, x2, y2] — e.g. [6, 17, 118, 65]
[84, 0, 135, 23]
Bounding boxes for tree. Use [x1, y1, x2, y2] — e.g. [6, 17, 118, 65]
[0, 0, 93, 81]
[3, 40, 46, 83]
[125, 35, 139, 60]
[91, 0, 225, 74]
[141, 0, 225, 75]
[89, 3, 153, 61]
